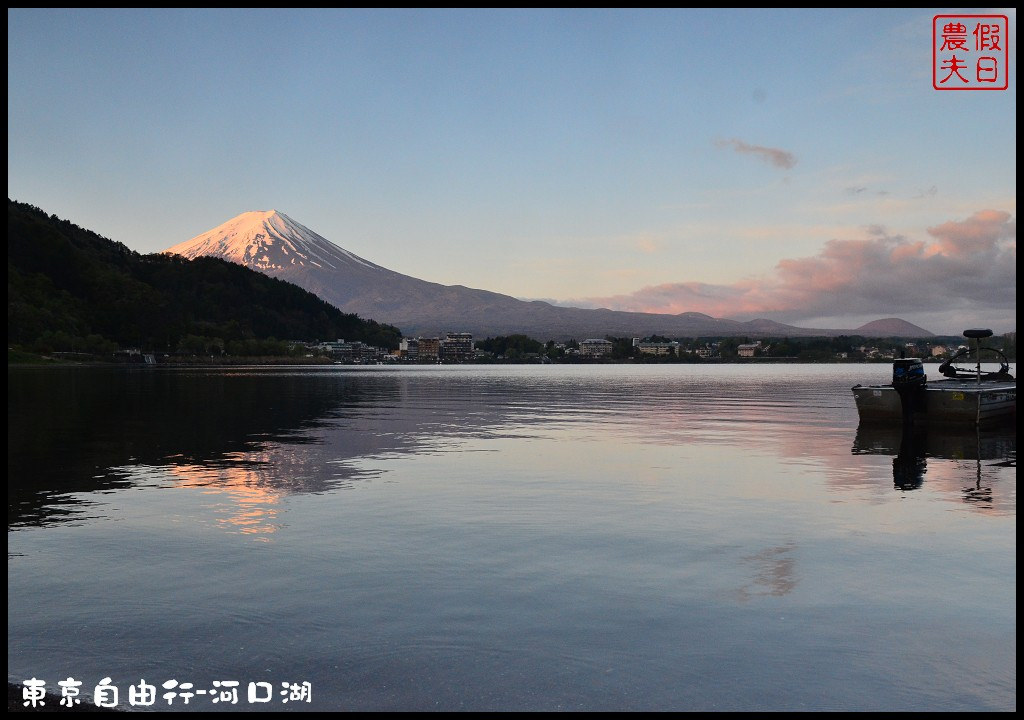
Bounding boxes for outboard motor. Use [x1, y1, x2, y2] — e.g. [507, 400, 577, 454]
[892, 358, 926, 426]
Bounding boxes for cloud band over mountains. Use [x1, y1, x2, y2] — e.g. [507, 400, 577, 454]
[575, 210, 1016, 326]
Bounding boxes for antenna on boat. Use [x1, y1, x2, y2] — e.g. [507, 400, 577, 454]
[962, 328, 993, 386]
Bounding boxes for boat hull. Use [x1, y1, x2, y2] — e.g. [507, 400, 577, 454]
[852, 380, 1016, 426]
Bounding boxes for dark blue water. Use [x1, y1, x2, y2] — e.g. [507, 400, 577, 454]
[7, 364, 1016, 711]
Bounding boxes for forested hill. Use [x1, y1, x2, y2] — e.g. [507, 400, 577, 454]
[8, 199, 402, 355]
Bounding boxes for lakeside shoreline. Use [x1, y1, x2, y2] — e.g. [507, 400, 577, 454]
[8, 355, 1008, 368]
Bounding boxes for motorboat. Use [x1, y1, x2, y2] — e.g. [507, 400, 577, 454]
[852, 328, 1015, 426]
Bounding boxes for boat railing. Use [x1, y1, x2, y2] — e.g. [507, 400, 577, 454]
[938, 346, 1012, 381]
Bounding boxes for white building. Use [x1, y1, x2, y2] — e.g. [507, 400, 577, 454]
[737, 341, 762, 358]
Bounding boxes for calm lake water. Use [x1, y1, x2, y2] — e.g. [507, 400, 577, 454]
[7, 364, 1016, 711]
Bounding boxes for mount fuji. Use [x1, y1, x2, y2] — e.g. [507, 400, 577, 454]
[164, 211, 933, 339]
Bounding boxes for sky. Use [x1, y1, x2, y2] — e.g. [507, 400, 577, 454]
[7, 8, 1017, 335]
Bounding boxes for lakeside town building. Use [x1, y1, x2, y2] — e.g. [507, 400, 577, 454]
[417, 337, 441, 363]
[634, 339, 680, 356]
[737, 341, 762, 358]
[397, 333, 477, 363]
[440, 332, 475, 363]
[399, 337, 419, 360]
[315, 339, 386, 363]
[580, 338, 614, 357]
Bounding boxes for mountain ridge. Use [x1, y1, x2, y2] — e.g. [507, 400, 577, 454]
[166, 210, 936, 339]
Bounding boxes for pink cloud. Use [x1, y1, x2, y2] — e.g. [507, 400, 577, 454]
[577, 210, 1016, 324]
[925, 209, 1015, 257]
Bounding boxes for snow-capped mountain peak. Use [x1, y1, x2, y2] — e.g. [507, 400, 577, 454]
[164, 210, 381, 273]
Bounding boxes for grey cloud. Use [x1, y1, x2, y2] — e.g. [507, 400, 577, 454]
[716, 138, 797, 169]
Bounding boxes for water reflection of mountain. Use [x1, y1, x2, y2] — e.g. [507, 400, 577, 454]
[10, 366, 830, 528]
[9, 367, 580, 528]
[852, 422, 1016, 512]
[8, 368, 405, 527]
[13, 365, 975, 529]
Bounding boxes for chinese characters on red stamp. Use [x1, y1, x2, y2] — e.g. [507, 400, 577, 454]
[934, 15, 1009, 90]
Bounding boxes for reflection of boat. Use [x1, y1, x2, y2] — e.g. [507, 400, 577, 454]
[851, 329, 1015, 427]
[852, 421, 1016, 493]
[852, 423, 1017, 461]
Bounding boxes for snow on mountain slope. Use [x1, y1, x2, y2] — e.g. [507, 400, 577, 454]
[165, 210, 383, 273]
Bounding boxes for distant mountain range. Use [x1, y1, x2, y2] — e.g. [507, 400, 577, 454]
[165, 210, 935, 339]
